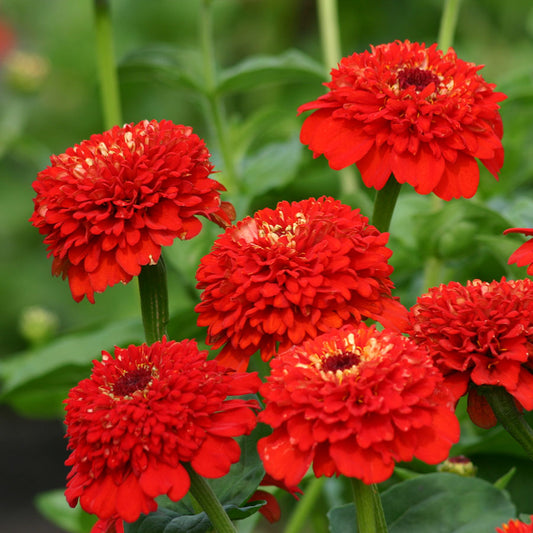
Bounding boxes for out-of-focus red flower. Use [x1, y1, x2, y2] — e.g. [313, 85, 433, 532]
[504, 228, 533, 275]
[195, 196, 407, 371]
[0, 18, 15, 61]
[30, 120, 233, 303]
[249, 474, 302, 523]
[64, 337, 260, 527]
[257, 325, 459, 486]
[298, 40, 506, 200]
[407, 278, 533, 427]
[496, 516, 533, 533]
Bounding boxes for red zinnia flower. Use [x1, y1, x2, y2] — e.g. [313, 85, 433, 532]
[64, 337, 260, 530]
[407, 278, 533, 427]
[298, 40, 506, 200]
[257, 325, 459, 486]
[30, 119, 234, 303]
[195, 196, 407, 371]
[496, 516, 533, 533]
[504, 228, 533, 275]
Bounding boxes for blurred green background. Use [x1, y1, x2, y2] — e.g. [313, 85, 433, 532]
[2, 0, 533, 532]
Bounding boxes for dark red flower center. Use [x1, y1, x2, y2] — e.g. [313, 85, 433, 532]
[113, 367, 152, 396]
[322, 351, 360, 373]
[398, 67, 440, 91]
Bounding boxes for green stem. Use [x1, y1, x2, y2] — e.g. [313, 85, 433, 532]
[138, 256, 169, 345]
[316, 0, 358, 196]
[285, 477, 326, 533]
[480, 386, 533, 461]
[420, 0, 464, 290]
[437, 0, 463, 52]
[371, 177, 402, 233]
[93, 0, 122, 129]
[184, 463, 237, 533]
[199, 0, 238, 193]
[317, 0, 341, 70]
[350, 478, 388, 533]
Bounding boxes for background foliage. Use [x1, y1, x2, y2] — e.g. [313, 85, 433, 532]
[2, 0, 533, 531]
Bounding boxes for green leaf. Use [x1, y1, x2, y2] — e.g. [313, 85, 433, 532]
[124, 503, 264, 533]
[240, 134, 303, 197]
[119, 45, 204, 92]
[328, 503, 358, 533]
[494, 467, 517, 490]
[217, 49, 326, 94]
[0, 318, 144, 417]
[35, 489, 97, 533]
[328, 473, 516, 533]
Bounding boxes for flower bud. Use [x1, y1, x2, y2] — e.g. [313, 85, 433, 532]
[438, 455, 477, 477]
[19, 306, 59, 346]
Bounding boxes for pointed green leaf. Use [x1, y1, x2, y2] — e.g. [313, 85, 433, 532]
[240, 134, 303, 197]
[119, 45, 204, 92]
[217, 49, 326, 94]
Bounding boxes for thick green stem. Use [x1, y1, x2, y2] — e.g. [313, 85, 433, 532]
[93, 0, 122, 129]
[480, 386, 533, 461]
[138, 256, 169, 345]
[199, 0, 238, 193]
[285, 477, 326, 533]
[371, 178, 402, 233]
[316, 0, 358, 196]
[350, 478, 388, 533]
[317, 0, 341, 70]
[184, 463, 237, 533]
[438, 0, 463, 52]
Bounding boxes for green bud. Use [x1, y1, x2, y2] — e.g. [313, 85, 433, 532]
[19, 306, 59, 347]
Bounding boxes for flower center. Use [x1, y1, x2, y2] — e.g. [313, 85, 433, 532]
[321, 351, 360, 373]
[113, 367, 152, 396]
[397, 67, 440, 91]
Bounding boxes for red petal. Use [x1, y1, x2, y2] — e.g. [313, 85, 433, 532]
[257, 429, 313, 487]
[432, 152, 480, 200]
[191, 435, 240, 478]
[300, 110, 374, 170]
[467, 388, 497, 429]
[390, 143, 445, 194]
[356, 143, 393, 190]
[251, 490, 281, 523]
[329, 438, 394, 484]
